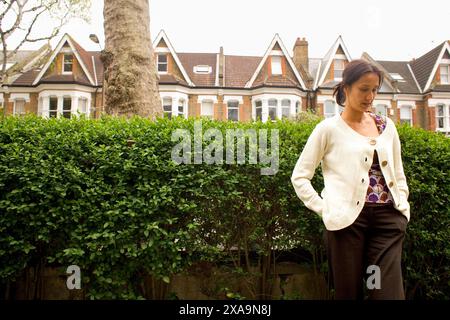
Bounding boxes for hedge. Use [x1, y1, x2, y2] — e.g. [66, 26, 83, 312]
[0, 114, 448, 299]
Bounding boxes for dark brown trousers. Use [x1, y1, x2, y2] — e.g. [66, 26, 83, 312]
[326, 202, 408, 300]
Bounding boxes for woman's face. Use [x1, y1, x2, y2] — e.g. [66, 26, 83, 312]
[344, 72, 380, 112]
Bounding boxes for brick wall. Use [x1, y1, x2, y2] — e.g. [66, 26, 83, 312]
[240, 96, 252, 122]
[415, 100, 426, 129]
[188, 95, 200, 117]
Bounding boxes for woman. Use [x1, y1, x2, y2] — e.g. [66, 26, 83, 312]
[291, 59, 410, 300]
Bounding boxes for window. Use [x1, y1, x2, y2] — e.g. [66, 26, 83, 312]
[63, 54, 73, 73]
[324, 100, 336, 118]
[49, 97, 58, 118]
[436, 104, 445, 129]
[201, 101, 214, 119]
[255, 100, 262, 120]
[178, 99, 185, 118]
[440, 65, 449, 84]
[390, 73, 404, 81]
[193, 65, 212, 74]
[163, 97, 172, 119]
[334, 59, 345, 79]
[78, 98, 88, 116]
[63, 97, 71, 119]
[227, 101, 239, 121]
[271, 56, 282, 75]
[157, 54, 168, 73]
[400, 105, 413, 126]
[281, 99, 290, 118]
[375, 104, 387, 117]
[14, 99, 26, 116]
[268, 99, 277, 121]
[295, 101, 300, 114]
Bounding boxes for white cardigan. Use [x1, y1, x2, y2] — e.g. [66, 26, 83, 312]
[291, 113, 410, 231]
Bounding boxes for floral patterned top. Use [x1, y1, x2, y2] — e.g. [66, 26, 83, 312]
[365, 112, 394, 204]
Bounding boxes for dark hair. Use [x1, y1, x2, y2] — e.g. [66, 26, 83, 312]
[332, 59, 384, 107]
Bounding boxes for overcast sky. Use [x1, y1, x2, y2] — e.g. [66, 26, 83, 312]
[11, 0, 450, 61]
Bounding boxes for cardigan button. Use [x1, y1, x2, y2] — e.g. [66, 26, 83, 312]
[382, 160, 388, 166]
[369, 139, 376, 146]
[361, 178, 365, 183]
[357, 201, 360, 205]
[389, 181, 394, 187]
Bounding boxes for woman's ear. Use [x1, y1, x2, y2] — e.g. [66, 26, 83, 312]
[343, 84, 349, 97]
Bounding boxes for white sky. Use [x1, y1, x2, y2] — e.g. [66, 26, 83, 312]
[10, 0, 450, 61]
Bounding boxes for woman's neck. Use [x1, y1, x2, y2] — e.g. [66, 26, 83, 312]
[341, 107, 369, 123]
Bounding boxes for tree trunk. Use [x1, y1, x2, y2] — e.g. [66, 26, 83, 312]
[102, 0, 162, 118]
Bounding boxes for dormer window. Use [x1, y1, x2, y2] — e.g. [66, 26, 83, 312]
[157, 54, 168, 73]
[271, 56, 282, 75]
[390, 73, 405, 81]
[440, 64, 449, 84]
[334, 59, 345, 79]
[193, 65, 212, 74]
[63, 54, 73, 73]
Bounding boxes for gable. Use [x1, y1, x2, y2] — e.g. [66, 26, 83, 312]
[252, 55, 300, 88]
[246, 34, 307, 89]
[314, 36, 352, 89]
[410, 41, 447, 91]
[154, 39, 189, 85]
[41, 43, 90, 85]
[153, 30, 194, 86]
[33, 34, 96, 86]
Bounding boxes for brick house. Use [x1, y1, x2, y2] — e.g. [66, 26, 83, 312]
[1, 31, 449, 136]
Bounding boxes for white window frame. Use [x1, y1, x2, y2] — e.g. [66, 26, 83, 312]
[255, 100, 262, 121]
[271, 56, 282, 75]
[178, 99, 185, 118]
[281, 99, 290, 119]
[440, 65, 449, 84]
[324, 100, 337, 118]
[62, 96, 72, 119]
[78, 97, 88, 116]
[435, 103, 450, 132]
[334, 59, 345, 80]
[375, 104, 388, 117]
[163, 97, 172, 119]
[390, 73, 404, 81]
[38, 91, 91, 119]
[48, 96, 58, 118]
[62, 54, 73, 74]
[226, 100, 239, 121]
[193, 65, 212, 74]
[13, 98, 26, 116]
[400, 105, 413, 126]
[157, 54, 168, 74]
[201, 100, 214, 119]
[268, 99, 278, 121]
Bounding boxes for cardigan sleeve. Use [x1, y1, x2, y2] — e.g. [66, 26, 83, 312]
[392, 125, 410, 205]
[291, 122, 327, 217]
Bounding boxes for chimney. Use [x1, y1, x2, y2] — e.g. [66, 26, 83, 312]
[293, 37, 309, 75]
[219, 46, 224, 86]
